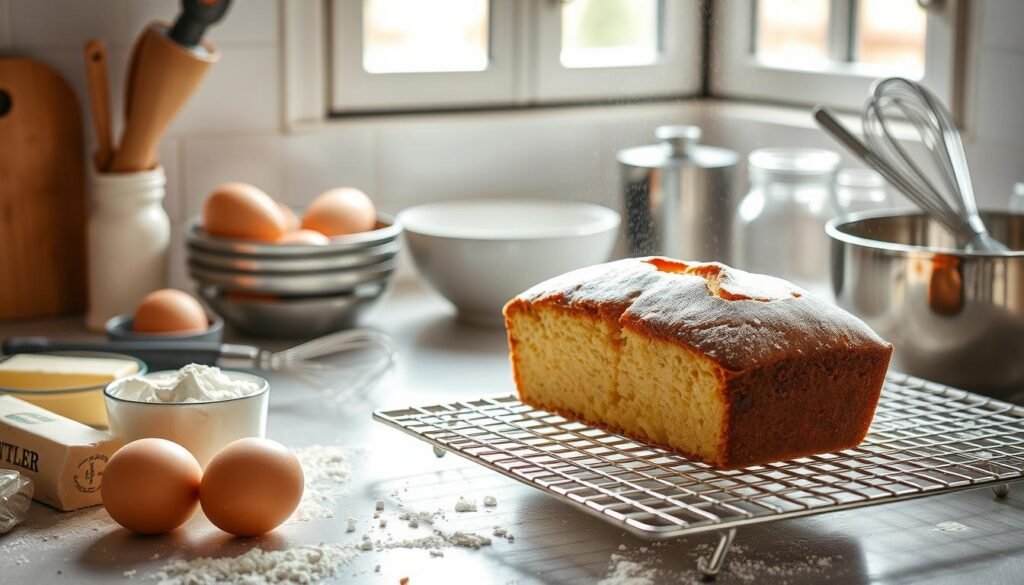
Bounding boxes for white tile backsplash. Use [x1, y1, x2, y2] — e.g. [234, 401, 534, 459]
[376, 115, 607, 210]
[182, 133, 285, 218]
[0, 0, 11, 47]
[972, 49, 1024, 147]
[282, 127, 378, 208]
[10, 0, 130, 49]
[165, 45, 280, 135]
[963, 142, 1024, 209]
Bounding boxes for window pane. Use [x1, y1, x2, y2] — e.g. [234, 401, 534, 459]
[561, 0, 660, 69]
[363, 0, 489, 74]
[856, 0, 926, 73]
[756, 0, 830, 64]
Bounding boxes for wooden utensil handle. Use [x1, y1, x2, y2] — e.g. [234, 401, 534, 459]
[110, 25, 218, 172]
[83, 39, 113, 172]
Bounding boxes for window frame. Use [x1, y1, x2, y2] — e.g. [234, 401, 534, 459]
[532, 0, 702, 103]
[329, 0, 518, 112]
[324, 0, 702, 114]
[709, 0, 961, 112]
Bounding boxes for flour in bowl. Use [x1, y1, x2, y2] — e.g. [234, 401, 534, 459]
[112, 364, 262, 403]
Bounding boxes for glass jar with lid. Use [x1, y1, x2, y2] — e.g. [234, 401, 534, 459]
[835, 168, 890, 215]
[734, 148, 841, 296]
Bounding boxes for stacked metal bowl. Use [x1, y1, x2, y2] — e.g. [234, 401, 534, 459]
[186, 214, 401, 338]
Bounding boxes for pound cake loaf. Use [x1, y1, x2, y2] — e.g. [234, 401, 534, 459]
[503, 257, 893, 469]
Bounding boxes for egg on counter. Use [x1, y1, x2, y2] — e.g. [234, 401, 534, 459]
[277, 229, 330, 245]
[277, 202, 301, 232]
[200, 438, 304, 536]
[203, 182, 288, 242]
[101, 438, 202, 534]
[301, 187, 377, 237]
[133, 289, 208, 334]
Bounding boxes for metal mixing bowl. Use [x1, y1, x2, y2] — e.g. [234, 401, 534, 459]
[186, 213, 401, 256]
[188, 259, 395, 296]
[187, 241, 399, 273]
[198, 283, 387, 338]
[827, 210, 1024, 397]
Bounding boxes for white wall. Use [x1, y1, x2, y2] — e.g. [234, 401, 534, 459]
[1, 0, 1021, 291]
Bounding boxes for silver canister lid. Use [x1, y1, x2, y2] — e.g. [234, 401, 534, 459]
[616, 125, 739, 170]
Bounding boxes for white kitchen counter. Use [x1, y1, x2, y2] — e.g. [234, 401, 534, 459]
[2, 281, 1024, 584]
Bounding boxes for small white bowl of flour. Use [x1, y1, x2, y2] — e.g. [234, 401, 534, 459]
[104, 364, 269, 467]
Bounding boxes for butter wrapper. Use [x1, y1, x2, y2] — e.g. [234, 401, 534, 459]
[0, 396, 122, 511]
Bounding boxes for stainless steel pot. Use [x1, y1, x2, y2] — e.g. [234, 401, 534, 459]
[827, 210, 1024, 397]
[617, 125, 739, 263]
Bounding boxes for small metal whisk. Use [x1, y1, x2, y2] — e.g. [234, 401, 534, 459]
[814, 77, 1007, 252]
[252, 329, 396, 400]
[3, 328, 397, 400]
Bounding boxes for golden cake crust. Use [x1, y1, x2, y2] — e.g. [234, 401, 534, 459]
[503, 257, 893, 469]
[506, 257, 890, 374]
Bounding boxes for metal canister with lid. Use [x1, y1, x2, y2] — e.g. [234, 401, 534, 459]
[617, 125, 739, 264]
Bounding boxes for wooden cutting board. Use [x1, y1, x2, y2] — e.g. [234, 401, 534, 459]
[0, 58, 87, 320]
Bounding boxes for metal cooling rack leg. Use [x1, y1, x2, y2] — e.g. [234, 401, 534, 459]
[697, 528, 736, 580]
[433, 446, 447, 458]
[993, 483, 1010, 498]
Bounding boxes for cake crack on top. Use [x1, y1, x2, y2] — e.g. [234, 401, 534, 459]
[503, 257, 892, 469]
[645, 258, 801, 302]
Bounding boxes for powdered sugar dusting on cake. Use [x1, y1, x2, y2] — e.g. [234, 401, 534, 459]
[510, 257, 889, 372]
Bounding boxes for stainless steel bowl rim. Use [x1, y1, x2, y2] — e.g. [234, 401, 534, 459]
[186, 241, 399, 273]
[826, 208, 1024, 258]
[187, 258, 396, 277]
[189, 261, 395, 295]
[197, 281, 387, 304]
[186, 212, 402, 256]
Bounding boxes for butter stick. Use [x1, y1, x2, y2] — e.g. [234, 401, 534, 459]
[0, 396, 122, 511]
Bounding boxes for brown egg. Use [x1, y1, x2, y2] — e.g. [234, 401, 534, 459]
[203, 182, 288, 242]
[277, 229, 330, 245]
[301, 187, 376, 236]
[277, 202, 301, 231]
[133, 289, 208, 334]
[200, 438, 304, 537]
[101, 438, 202, 534]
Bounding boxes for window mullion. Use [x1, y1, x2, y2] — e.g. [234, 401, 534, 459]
[828, 0, 854, 62]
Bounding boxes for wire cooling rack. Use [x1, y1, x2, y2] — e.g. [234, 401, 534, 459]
[374, 372, 1024, 576]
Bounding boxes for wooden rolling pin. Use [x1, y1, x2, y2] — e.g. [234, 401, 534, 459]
[109, 23, 219, 172]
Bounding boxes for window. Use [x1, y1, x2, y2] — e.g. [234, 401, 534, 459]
[328, 0, 702, 113]
[711, 0, 959, 110]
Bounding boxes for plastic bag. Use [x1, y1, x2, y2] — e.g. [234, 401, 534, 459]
[0, 469, 33, 533]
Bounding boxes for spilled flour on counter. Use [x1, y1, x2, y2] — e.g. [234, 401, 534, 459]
[153, 545, 359, 585]
[601, 542, 841, 584]
[598, 555, 656, 585]
[934, 521, 972, 534]
[290, 444, 353, 521]
[378, 530, 492, 551]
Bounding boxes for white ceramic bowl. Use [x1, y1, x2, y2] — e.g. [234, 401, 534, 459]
[399, 199, 620, 326]
[104, 371, 269, 468]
